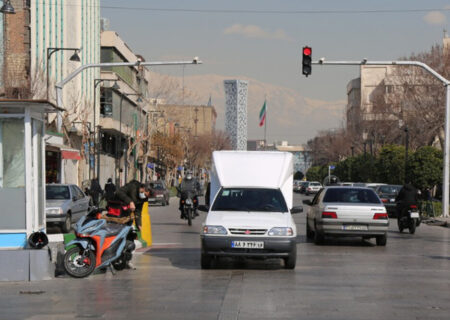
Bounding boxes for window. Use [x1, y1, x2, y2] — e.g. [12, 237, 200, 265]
[0, 119, 25, 188]
[212, 188, 288, 213]
[46, 185, 70, 200]
[323, 188, 381, 204]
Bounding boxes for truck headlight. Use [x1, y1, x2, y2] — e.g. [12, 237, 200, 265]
[203, 225, 227, 235]
[268, 227, 293, 236]
[46, 207, 63, 214]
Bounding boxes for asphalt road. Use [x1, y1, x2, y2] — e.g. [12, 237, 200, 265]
[1, 193, 449, 320]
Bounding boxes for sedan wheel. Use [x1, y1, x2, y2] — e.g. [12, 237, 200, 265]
[313, 223, 324, 245]
[61, 214, 72, 233]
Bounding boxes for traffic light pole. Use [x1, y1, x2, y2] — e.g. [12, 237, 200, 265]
[312, 59, 450, 218]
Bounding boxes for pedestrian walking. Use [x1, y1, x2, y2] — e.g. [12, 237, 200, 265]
[90, 178, 103, 207]
[104, 178, 116, 201]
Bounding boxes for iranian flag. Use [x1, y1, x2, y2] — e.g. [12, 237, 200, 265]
[259, 101, 266, 127]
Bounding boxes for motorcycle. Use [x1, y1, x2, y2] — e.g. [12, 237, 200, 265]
[398, 204, 421, 234]
[179, 190, 198, 226]
[63, 211, 137, 278]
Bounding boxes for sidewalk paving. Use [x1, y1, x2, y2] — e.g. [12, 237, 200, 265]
[422, 216, 450, 228]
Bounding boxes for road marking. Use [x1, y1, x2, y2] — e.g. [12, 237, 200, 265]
[218, 271, 244, 320]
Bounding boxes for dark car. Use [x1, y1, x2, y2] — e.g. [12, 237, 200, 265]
[299, 181, 309, 194]
[375, 184, 402, 216]
[148, 180, 170, 206]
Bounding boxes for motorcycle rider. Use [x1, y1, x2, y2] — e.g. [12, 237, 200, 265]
[395, 182, 419, 219]
[114, 180, 151, 227]
[178, 170, 201, 219]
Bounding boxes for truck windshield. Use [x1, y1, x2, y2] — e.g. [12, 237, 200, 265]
[212, 188, 288, 212]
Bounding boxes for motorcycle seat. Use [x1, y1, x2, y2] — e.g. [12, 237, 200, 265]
[103, 223, 124, 237]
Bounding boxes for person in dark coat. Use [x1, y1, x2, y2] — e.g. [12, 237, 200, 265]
[395, 183, 419, 219]
[104, 178, 116, 201]
[90, 178, 103, 207]
[114, 180, 151, 227]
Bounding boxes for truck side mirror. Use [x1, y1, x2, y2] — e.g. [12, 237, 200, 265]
[198, 205, 209, 212]
[302, 199, 312, 206]
[291, 206, 303, 214]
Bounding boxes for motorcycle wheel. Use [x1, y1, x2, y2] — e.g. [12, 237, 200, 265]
[397, 217, 404, 233]
[187, 208, 192, 226]
[409, 219, 416, 234]
[64, 246, 96, 278]
[112, 255, 127, 271]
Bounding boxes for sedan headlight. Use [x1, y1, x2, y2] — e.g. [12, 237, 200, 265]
[203, 225, 227, 235]
[46, 207, 63, 214]
[268, 227, 293, 236]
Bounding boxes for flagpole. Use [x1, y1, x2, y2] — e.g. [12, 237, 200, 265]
[264, 96, 267, 150]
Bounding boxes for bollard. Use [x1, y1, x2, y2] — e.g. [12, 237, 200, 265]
[140, 201, 152, 247]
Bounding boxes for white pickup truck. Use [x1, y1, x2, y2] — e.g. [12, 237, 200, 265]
[199, 151, 302, 269]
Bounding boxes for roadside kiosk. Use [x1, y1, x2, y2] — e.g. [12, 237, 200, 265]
[0, 99, 62, 281]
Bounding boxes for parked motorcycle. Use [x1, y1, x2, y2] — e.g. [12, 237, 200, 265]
[398, 204, 421, 234]
[63, 211, 137, 278]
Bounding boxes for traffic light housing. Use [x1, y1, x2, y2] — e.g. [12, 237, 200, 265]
[302, 46, 312, 77]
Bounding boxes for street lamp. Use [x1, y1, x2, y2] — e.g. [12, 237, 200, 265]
[46, 47, 80, 100]
[0, 0, 15, 14]
[93, 78, 119, 180]
[118, 92, 143, 183]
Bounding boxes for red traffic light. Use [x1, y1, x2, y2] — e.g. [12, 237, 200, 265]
[303, 47, 311, 56]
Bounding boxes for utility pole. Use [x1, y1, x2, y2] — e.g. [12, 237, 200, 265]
[312, 59, 450, 218]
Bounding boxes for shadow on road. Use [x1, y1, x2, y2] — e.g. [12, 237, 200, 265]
[144, 247, 288, 270]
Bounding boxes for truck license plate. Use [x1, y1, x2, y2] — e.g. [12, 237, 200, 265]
[343, 225, 368, 231]
[231, 241, 264, 249]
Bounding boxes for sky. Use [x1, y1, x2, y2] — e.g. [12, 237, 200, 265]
[100, 0, 450, 143]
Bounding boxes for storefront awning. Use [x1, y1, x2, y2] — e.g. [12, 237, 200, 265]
[46, 143, 81, 160]
[61, 150, 81, 160]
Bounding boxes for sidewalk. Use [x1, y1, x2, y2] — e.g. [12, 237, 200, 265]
[422, 216, 450, 228]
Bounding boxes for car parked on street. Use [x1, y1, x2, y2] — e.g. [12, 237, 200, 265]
[375, 184, 402, 216]
[148, 180, 170, 206]
[293, 180, 302, 192]
[304, 186, 389, 246]
[305, 181, 322, 195]
[46, 184, 91, 233]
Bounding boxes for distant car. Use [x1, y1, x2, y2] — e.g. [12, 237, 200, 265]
[148, 180, 170, 206]
[375, 184, 402, 216]
[305, 181, 322, 195]
[365, 183, 387, 190]
[293, 180, 302, 192]
[46, 184, 91, 233]
[340, 182, 367, 187]
[299, 181, 309, 194]
[304, 187, 389, 246]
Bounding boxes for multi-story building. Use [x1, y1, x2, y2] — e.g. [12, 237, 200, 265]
[99, 29, 150, 186]
[0, 1, 100, 185]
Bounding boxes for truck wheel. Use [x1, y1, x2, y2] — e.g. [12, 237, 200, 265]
[376, 234, 387, 246]
[284, 246, 297, 269]
[201, 253, 212, 269]
[61, 213, 72, 233]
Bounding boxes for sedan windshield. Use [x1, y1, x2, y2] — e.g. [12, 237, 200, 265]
[323, 188, 381, 204]
[212, 188, 288, 212]
[46, 185, 70, 200]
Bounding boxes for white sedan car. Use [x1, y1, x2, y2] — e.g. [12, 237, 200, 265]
[304, 187, 389, 246]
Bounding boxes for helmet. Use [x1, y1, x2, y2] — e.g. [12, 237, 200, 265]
[186, 170, 193, 180]
[330, 176, 338, 185]
[28, 232, 49, 249]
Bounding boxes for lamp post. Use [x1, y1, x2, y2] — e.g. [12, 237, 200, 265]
[46, 47, 80, 100]
[118, 92, 143, 184]
[0, 0, 15, 14]
[93, 78, 119, 179]
[69, 121, 93, 179]
[404, 126, 409, 183]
